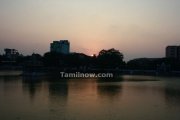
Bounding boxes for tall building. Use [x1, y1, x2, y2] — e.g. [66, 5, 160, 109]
[166, 46, 180, 59]
[50, 40, 70, 54]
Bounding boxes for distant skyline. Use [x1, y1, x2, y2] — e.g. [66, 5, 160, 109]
[0, 0, 180, 61]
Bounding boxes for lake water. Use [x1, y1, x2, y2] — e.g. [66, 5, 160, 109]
[0, 75, 180, 120]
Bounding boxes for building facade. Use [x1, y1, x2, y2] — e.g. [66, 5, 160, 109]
[166, 46, 180, 59]
[4, 48, 19, 60]
[50, 40, 70, 54]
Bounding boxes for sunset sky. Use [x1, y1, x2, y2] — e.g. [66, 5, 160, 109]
[0, 0, 180, 61]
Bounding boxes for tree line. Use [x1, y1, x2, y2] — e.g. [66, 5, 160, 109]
[0, 48, 180, 71]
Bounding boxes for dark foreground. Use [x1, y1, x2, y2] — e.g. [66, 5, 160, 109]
[0, 75, 180, 120]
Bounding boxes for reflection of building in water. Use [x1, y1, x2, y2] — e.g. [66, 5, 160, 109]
[47, 80, 68, 119]
[48, 82, 68, 98]
[48, 79, 69, 108]
[164, 84, 180, 106]
[22, 76, 43, 101]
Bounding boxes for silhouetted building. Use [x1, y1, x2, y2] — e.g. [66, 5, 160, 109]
[166, 46, 180, 59]
[4, 48, 19, 60]
[50, 40, 70, 54]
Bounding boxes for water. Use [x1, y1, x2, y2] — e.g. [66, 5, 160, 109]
[0, 75, 180, 120]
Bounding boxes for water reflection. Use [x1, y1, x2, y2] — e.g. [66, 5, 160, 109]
[48, 78, 68, 105]
[22, 76, 43, 101]
[165, 88, 180, 105]
[0, 76, 180, 120]
[0, 76, 22, 97]
[48, 81, 68, 99]
[97, 84, 122, 101]
[164, 81, 180, 106]
[47, 79, 69, 119]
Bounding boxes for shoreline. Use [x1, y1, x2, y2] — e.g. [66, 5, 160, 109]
[0, 69, 180, 77]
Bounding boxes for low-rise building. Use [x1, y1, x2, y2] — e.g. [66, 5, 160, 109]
[4, 48, 19, 60]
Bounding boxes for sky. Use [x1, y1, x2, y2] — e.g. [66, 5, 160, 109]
[0, 0, 180, 61]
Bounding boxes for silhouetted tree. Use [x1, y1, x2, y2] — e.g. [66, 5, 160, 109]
[0, 55, 2, 64]
[127, 58, 180, 70]
[43, 52, 64, 67]
[16, 55, 24, 65]
[31, 53, 42, 61]
[16, 53, 43, 65]
[127, 58, 154, 70]
[64, 53, 94, 69]
[97, 48, 124, 68]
